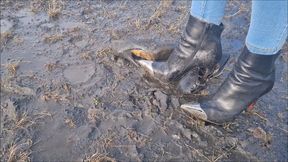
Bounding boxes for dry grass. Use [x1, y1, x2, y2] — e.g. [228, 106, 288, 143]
[95, 132, 117, 151]
[1, 60, 21, 76]
[14, 113, 35, 130]
[61, 82, 71, 93]
[167, 6, 189, 35]
[2, 60, 32, 77]
[248, 111, 268, 122]
[64, 118, 76, 128]
[6, 140, 32, 162]
[97, 48, 113, 58]
[41, 91, 69, 102]
[0, 31, 13, 47]
[1, 78, 35, 95]
[67, 27, 81, 33]
[4, 111, 51, 162]
[119, 0, 128, 10]
[7, 62, 19, 76]
[87, 108, 103, 123]
[102, 6, 117, 19]
[30, 0, 64, 18]
[44, 63, 57, 72]
[43, 34, 63, 44]
[176, 5, 187, 13]
[30, 0, 46, 13]
[14, 111, 52, 130]
[167, 23, 179, 34]
[149, 0, 173, 20]
[134, 18, 142, 30]
[184, 140, 237, 162]
[40, 82, 72, 103]
[127, 129, 150, 147]
[92, 97, 101, 106]
[80, 51, 93, 60]
[109, 30, 120, 40]
[146, 0, 173, 29]
[152, 23, 165, 34]
[47, 0, 63, 19]
[224, 1, 249, 19]
[84, 152, 116, 162]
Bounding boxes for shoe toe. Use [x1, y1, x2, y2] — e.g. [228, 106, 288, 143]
[137, 60, 155, 74]
[180, 102, 208, 120]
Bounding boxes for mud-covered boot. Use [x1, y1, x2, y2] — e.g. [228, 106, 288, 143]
[181, 47, 280, 124]
[137, 15, 228, 93]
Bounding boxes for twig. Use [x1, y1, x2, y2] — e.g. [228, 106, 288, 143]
[250, 111, 268, 122]
[213, 144, 237, 162]
[184, 142, 212, 162]
[274, 126, 288, 134]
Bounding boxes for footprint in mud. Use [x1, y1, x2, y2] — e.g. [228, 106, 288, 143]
[63, 64, 95, 85]
[65, 107, 88, 127]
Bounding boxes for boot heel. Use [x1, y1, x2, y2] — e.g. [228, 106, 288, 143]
[247, 101, 257, 112]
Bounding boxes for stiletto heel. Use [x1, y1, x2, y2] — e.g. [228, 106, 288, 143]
[247, 101, 257, 112]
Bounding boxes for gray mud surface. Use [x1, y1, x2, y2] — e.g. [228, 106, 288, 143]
[1, 0, 288, 161]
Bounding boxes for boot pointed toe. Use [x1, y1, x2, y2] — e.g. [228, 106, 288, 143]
[137, 60, 155, 74]
[180, 102, 208, 121]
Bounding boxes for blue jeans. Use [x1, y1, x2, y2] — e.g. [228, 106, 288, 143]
[191, 0, 287, 55]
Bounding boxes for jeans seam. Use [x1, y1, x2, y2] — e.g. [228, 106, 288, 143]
[200, 1, 207, 19]
[275, 24, 288, 51]
[246, 24, 288, 53]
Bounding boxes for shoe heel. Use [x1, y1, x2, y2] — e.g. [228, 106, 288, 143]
[247, 101, 256, 112]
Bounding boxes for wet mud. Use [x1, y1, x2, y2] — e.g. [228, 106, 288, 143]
[1, 0, 287, 161]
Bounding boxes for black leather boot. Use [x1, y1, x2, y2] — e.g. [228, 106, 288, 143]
[137, 15, 228, 93]
[181, 47, 280, 124]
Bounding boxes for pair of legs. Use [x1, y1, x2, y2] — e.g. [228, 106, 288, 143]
[191, 0, 287, 55]
[178, 0, 288, 124]
[136, 0, 287, 124]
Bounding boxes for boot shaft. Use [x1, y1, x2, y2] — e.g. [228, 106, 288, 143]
[211, 46, 280, 118]
[175, 15, 224, 59]
[236, 47, 280, 75]
[166, 15, 225, 81]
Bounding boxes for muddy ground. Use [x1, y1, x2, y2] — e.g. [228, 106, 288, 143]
[1, 0, 287, 161]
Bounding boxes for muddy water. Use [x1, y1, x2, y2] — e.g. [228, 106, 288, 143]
[1, 1, 287, 161]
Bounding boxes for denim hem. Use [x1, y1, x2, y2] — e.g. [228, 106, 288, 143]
[246, 25, 287, 55]
[190, 13, 221, 25]
[245, 41, 281, 55]
[190, 0, 225, 25]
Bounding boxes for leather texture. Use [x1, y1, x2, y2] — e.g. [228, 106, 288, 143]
[138, 15, 225, 93]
